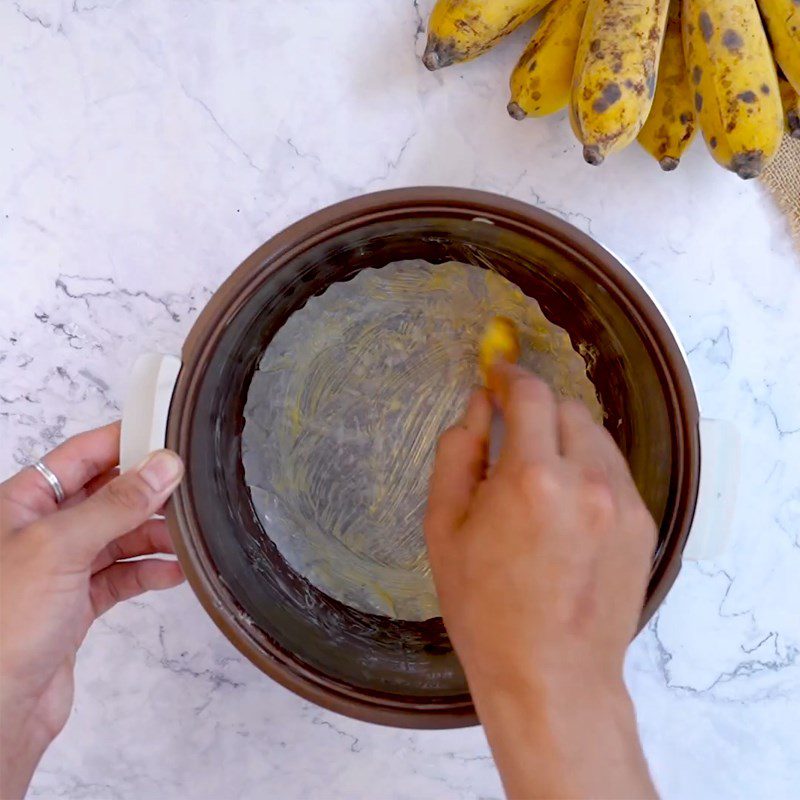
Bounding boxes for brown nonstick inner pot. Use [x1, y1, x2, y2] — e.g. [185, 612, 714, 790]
[165, 189, 700, 729]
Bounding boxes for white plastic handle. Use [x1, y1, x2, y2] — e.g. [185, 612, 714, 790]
[120, 353, 182, 472]
[682, 418, 740, 562]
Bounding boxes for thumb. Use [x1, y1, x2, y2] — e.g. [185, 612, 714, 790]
[51, 449, 184, 567]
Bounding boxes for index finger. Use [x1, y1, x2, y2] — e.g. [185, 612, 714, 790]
[489, 362, 559, 464]
[424, 389, 492, 539]
[2, 422, 121, 518]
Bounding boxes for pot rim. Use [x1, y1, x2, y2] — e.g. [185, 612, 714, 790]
[164, 187, 701, 728]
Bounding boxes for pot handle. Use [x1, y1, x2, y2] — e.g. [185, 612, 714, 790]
[682, 418, 740, 562]
[120, 353, 182, 472]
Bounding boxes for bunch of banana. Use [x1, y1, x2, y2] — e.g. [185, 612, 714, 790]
[421, 0, 800, 178]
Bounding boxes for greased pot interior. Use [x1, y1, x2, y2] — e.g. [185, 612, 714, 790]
[164, 188, 700, 728]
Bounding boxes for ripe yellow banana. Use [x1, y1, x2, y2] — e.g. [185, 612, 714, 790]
[478, 316, 520, 384]
[571, 0, 670, 165]
[779, 74, 800, 138]
[682, 0, 783, 179]
[756, 0, 800, 93]
[423, 0, 553, 70]
[637, 1, 697, 170]
[508, 0, 589, 119]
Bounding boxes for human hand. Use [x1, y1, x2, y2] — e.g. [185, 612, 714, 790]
[0, 423, 184, 800]
[424, 363, 657, 799]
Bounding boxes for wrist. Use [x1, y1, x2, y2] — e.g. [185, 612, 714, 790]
[0, 678, 50, 799]
[464, 651, 627, 721]
[470, 662, 632, 743]
[470, 667, 655, 799]
[0, 727, 46, 800]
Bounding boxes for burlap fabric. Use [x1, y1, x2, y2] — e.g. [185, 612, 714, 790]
[762, 135, 800, 245]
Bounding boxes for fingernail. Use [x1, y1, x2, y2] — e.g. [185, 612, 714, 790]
[137, 450, 184, 492]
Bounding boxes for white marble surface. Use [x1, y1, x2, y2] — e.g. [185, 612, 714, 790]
[1, 1, 799, 797]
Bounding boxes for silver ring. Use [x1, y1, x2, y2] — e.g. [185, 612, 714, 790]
[32, 460, 66, 504]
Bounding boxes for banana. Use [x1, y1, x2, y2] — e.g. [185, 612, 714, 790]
[637, 1, 697, 170]
[508, 0, 589, 119]
[423, 0, 553, 70]
[682, 0, 783, 179]
[779, 74, 800, 138]
[756, 0, 800, 93]
[570, 0, 670, 165]
[478, 316, 520, 384]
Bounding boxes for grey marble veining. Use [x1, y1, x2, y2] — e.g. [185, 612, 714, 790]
[1, 1, 799, 797]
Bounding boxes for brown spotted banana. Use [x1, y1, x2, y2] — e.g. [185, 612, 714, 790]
[682, 0, 783, 179]
[571, 0, 671, 165]
[637, 0, 697, 170]
[779, 74, 800, 138]
[423, 0, 554, 70]
[757, 0, 800, 94]
[508, 0, 590, 119]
